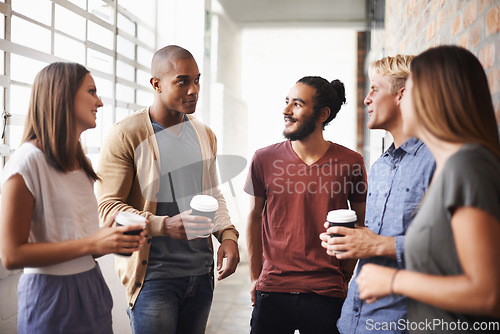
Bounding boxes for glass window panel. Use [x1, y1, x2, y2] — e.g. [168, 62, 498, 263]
[2, 0, 159, 163]
[11, 16, 51, 54]
[0, 87, 4, 106]
[88, 0, 113, 24]
[54, 33, 85, 64]
[116, 83, 134, 104]
[81, 107, 105, 148]
[136, 90, 152, 107]
[8, 125, 24, 150]
[137, 25, 155, 47]
[0, 15, 5, 38]
[137, 46, 153, 67]
[0, 15, 4, 88]
[68, 0, 86, 9]
[116, 60, 135, 82]
[0, 87, 4, 133]
[119, 0, 156, 23]
[0, 52, 4, 76]
[92, 76, 113, 100]
[137, 69, 151, 87]
[88, 21, 114, 49]
[0, 87, 4, 145]
[97, 104, 111, 127]
[10, 84, 32, 116]
[87, 48, 113, 74]
[115, 106, 132, 122]
[100, 102, 116, 130]
[117, 13, 135, 36]
[117, 35, 135, 60]
[12, 0, 52, 26]
[86, 153, 100, 171]
[55, 4, 86, 40]
[10, 54, 47, 85]
[81, 129, 97, 148]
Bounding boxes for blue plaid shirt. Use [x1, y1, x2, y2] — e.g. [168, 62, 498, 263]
[338, 137, 435, 334]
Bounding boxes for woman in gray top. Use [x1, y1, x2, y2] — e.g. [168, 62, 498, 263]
[356, 45, 500, 333]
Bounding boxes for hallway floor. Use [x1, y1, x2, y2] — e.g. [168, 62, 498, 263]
[206, 262, 253, 334]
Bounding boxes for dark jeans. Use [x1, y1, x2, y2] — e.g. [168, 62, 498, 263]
[251, 291, 344, 334]
[127, 274, 213, 334]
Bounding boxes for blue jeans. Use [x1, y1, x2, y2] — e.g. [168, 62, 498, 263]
[251, 291, 344, 334]
[127, 274, 213, 334]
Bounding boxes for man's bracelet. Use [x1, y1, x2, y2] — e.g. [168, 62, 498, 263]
[390, 269, 399, 294]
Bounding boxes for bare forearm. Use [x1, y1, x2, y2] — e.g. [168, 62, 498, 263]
[246, 196, 265, 282]
[349, 201, 397, 259]
[248, 257, 263, 282]
[395, 207, 500, 317]
[247, 206, 264, 281]
[358, 209, 500, 318]
[247, 218, 263, 281]
[2, 238, 92, 270]
[0, 176, 93, 269]
[394, 270, 500, 317]
[329, 226, 397, 260]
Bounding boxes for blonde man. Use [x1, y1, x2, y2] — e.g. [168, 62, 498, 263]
[320, 55, 435, 333]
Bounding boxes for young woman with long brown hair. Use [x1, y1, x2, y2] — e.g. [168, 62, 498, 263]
[0, 62, 146, 333]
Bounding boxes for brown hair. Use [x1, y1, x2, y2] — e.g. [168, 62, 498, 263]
[411, 45, 500, 160]
[369, 54, 415, 94]
[22, 62, 98, 180]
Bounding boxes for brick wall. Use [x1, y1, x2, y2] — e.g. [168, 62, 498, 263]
[382, 0, 500, 123]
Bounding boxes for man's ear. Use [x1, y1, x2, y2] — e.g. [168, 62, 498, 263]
[396, 87, 405, 105]
[150, 77, 161, 92]
[320, 107, 331, 123]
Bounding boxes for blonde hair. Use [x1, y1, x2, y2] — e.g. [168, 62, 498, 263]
[369, 54, 415, 94]
[22, 62, 98, 181]
[411, 45, 500, 160]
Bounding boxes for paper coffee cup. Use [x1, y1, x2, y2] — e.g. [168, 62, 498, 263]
[326, 209, 357, 253]
[190, 195, 218, 238]
[115, 211, 146, 256]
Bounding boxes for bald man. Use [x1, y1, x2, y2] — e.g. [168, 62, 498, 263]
[97, 45, 240, 334]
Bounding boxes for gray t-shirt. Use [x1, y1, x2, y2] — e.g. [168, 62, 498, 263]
[405, 144, 500, 333]
[145, 116, 213, 280]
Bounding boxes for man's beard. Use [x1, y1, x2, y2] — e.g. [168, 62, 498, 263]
[283, 112, 319, 141]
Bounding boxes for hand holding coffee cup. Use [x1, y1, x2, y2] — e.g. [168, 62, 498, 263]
[189, 195, 219, 238]
[115, 211, 147, 256]
[326, 209, 357, 253]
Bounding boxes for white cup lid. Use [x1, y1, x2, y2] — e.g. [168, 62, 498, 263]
[326, 209, 357, 222]
[115, 211, 147, 227]
[190, 195, 219, 212]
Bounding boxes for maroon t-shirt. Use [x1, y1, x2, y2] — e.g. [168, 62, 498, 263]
[244, 141, 367, 298]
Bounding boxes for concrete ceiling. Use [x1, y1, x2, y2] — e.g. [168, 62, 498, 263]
[216, 0, 368, 27]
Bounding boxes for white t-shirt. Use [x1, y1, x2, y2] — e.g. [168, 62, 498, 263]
[1, 142, 99, 244]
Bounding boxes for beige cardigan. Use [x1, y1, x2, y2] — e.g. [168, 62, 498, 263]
[96, 108, 238, 308]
